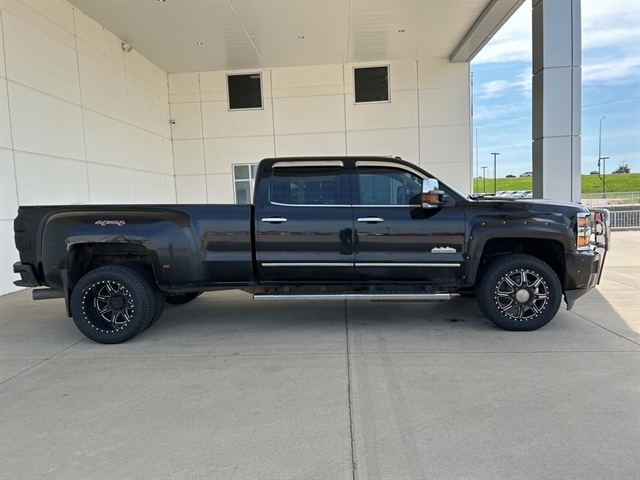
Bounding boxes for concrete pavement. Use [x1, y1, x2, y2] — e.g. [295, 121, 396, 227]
[1, 231, 638, 479]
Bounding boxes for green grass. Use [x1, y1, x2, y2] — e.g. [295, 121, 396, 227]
[473, 173, 640, 194]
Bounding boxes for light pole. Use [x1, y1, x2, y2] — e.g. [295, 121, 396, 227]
[481, 166, 488, 193]
[598, 117, 607, 197]
[600, 156, 609, 195]
[491, 153, 500, 194]
[598, 116, 605, 164]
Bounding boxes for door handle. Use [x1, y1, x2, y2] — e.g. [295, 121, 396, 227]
[261, 217, 288, 223]
[357, 217, 384, 223]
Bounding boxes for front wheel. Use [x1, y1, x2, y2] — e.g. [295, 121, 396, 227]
[476, 254, 562, 331]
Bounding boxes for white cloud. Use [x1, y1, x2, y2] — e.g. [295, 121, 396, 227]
[583, 56, 640, 84]
[474, 0, 640, 67]
[476, 68, 531, 99]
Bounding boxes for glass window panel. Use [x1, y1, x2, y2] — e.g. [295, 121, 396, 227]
[234, 165, 250, 180]
[235, 181, 252, 204]
[357, 167, 422, 205]
[271, 167, 343, 205]
[251, 164, 258, 179]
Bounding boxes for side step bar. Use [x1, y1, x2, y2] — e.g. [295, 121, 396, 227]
[253, 292, 451, 302]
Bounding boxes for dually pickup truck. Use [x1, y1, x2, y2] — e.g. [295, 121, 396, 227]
[13, 156, 610, 344]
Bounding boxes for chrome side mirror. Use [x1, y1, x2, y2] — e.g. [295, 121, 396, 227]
[422, 178, 445, 209]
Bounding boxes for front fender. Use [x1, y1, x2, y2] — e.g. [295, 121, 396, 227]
[463, 214, 575, 284]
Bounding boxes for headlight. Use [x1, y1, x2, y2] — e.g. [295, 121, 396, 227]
[577, 212, 591, 250]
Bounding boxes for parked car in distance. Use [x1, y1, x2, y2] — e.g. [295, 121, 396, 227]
[520, 172, 533, 177]
[506, 174, 516, 178]
[590, 171, 599, 175]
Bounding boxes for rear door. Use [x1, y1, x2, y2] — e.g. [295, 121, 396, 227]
[256, 160, 355, 282]
[352, 161, 466, 283]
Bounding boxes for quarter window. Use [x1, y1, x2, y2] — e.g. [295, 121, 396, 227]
[357, 167, 422, 206]
[233, 164, 258, 204]
[271, 167, 344, 205]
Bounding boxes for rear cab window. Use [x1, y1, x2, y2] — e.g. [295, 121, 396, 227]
[269, 161, 348, 206]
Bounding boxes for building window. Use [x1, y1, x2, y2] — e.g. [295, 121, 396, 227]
[233, 164, 258, 204]
[227, 73, 262, 110]
[354, 66, 389, 104]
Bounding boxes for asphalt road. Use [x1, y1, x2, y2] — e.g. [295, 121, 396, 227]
[1, 231, 638, 480]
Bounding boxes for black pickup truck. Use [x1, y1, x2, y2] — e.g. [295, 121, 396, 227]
[13, 156, 610, 344]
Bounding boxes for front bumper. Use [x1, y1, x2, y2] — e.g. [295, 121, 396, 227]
[564, 208, 611, 310]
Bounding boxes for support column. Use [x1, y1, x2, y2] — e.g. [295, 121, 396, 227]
[532, 0, 581, 201]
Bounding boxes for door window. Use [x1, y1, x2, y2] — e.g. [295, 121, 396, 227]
[270, 167, 344, 205]
[357, 167, 422, 206]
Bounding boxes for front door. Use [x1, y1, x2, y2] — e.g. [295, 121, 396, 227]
[256, 161, 355, 282]
[352, 162, 466, 283]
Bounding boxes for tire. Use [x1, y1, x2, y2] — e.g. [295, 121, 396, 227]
[476, 254, 562, 331]
[122, 263, 166, 329]
[166, 292, 203, 305]
[70, 265, 154, 344]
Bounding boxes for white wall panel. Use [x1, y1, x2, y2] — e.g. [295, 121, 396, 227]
[271, 64, 344, 98]
[22, 0, 74, 33]
[0, 220, 19, 294]
[87, 163, 135, 204]
[130, 127, 163, 174]
[170, 102, 203, 140]
[165, 176, 177, 203]
[73, 9, 123, 64]
[347, 128, 419, 161]
[275, 133, 346, 158]
[422, 161, 472, 194]
[175, 175, 207, 203]
[419, 86, 470, 127]
[76, 38, 123, 77]
[0, 17, 5, 78]
[0, 149, 18, 220]
[1, 0, 75, 48]
[204, 136, 274, 175]
[78, 54, 128, 122]
[83, 109, 132, 169]
[173, 139, 205, 176]
[2, 12, 80, 104]
[206, 174, 234, 203]
[127, 81, 161, 135]
[419, 125, 471, 167]
[202, 101, 273, 138]
[9, 82, 85, 161]
[273, 95, 344, 135]
[345, 90, 418, 131]
[169, 73, 200, 104]
[199, 72, 227, 102]
[418, 58, 469, 90]
[0, 78, 12, 149]
[124, 50, 159, 89]
[133, 171, 167, 203]
[162, 137, 174, 176]
[14, 152, 89, 205]
[159, 100, 172, 139]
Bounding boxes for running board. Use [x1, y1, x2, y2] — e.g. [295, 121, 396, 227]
[253, 292, 451, 302]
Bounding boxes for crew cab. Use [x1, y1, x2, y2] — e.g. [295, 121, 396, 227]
[12, 156, 610, 344]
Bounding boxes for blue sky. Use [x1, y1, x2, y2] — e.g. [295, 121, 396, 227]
[471, 0, 640, 178]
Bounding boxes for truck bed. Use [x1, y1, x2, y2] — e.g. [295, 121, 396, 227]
[14, 204, 254, 290]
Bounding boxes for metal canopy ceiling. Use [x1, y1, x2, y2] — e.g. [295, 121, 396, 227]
[68, 0, 522, 73]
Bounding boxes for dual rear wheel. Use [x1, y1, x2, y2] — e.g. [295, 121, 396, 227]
[70, 265, 202, 344]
